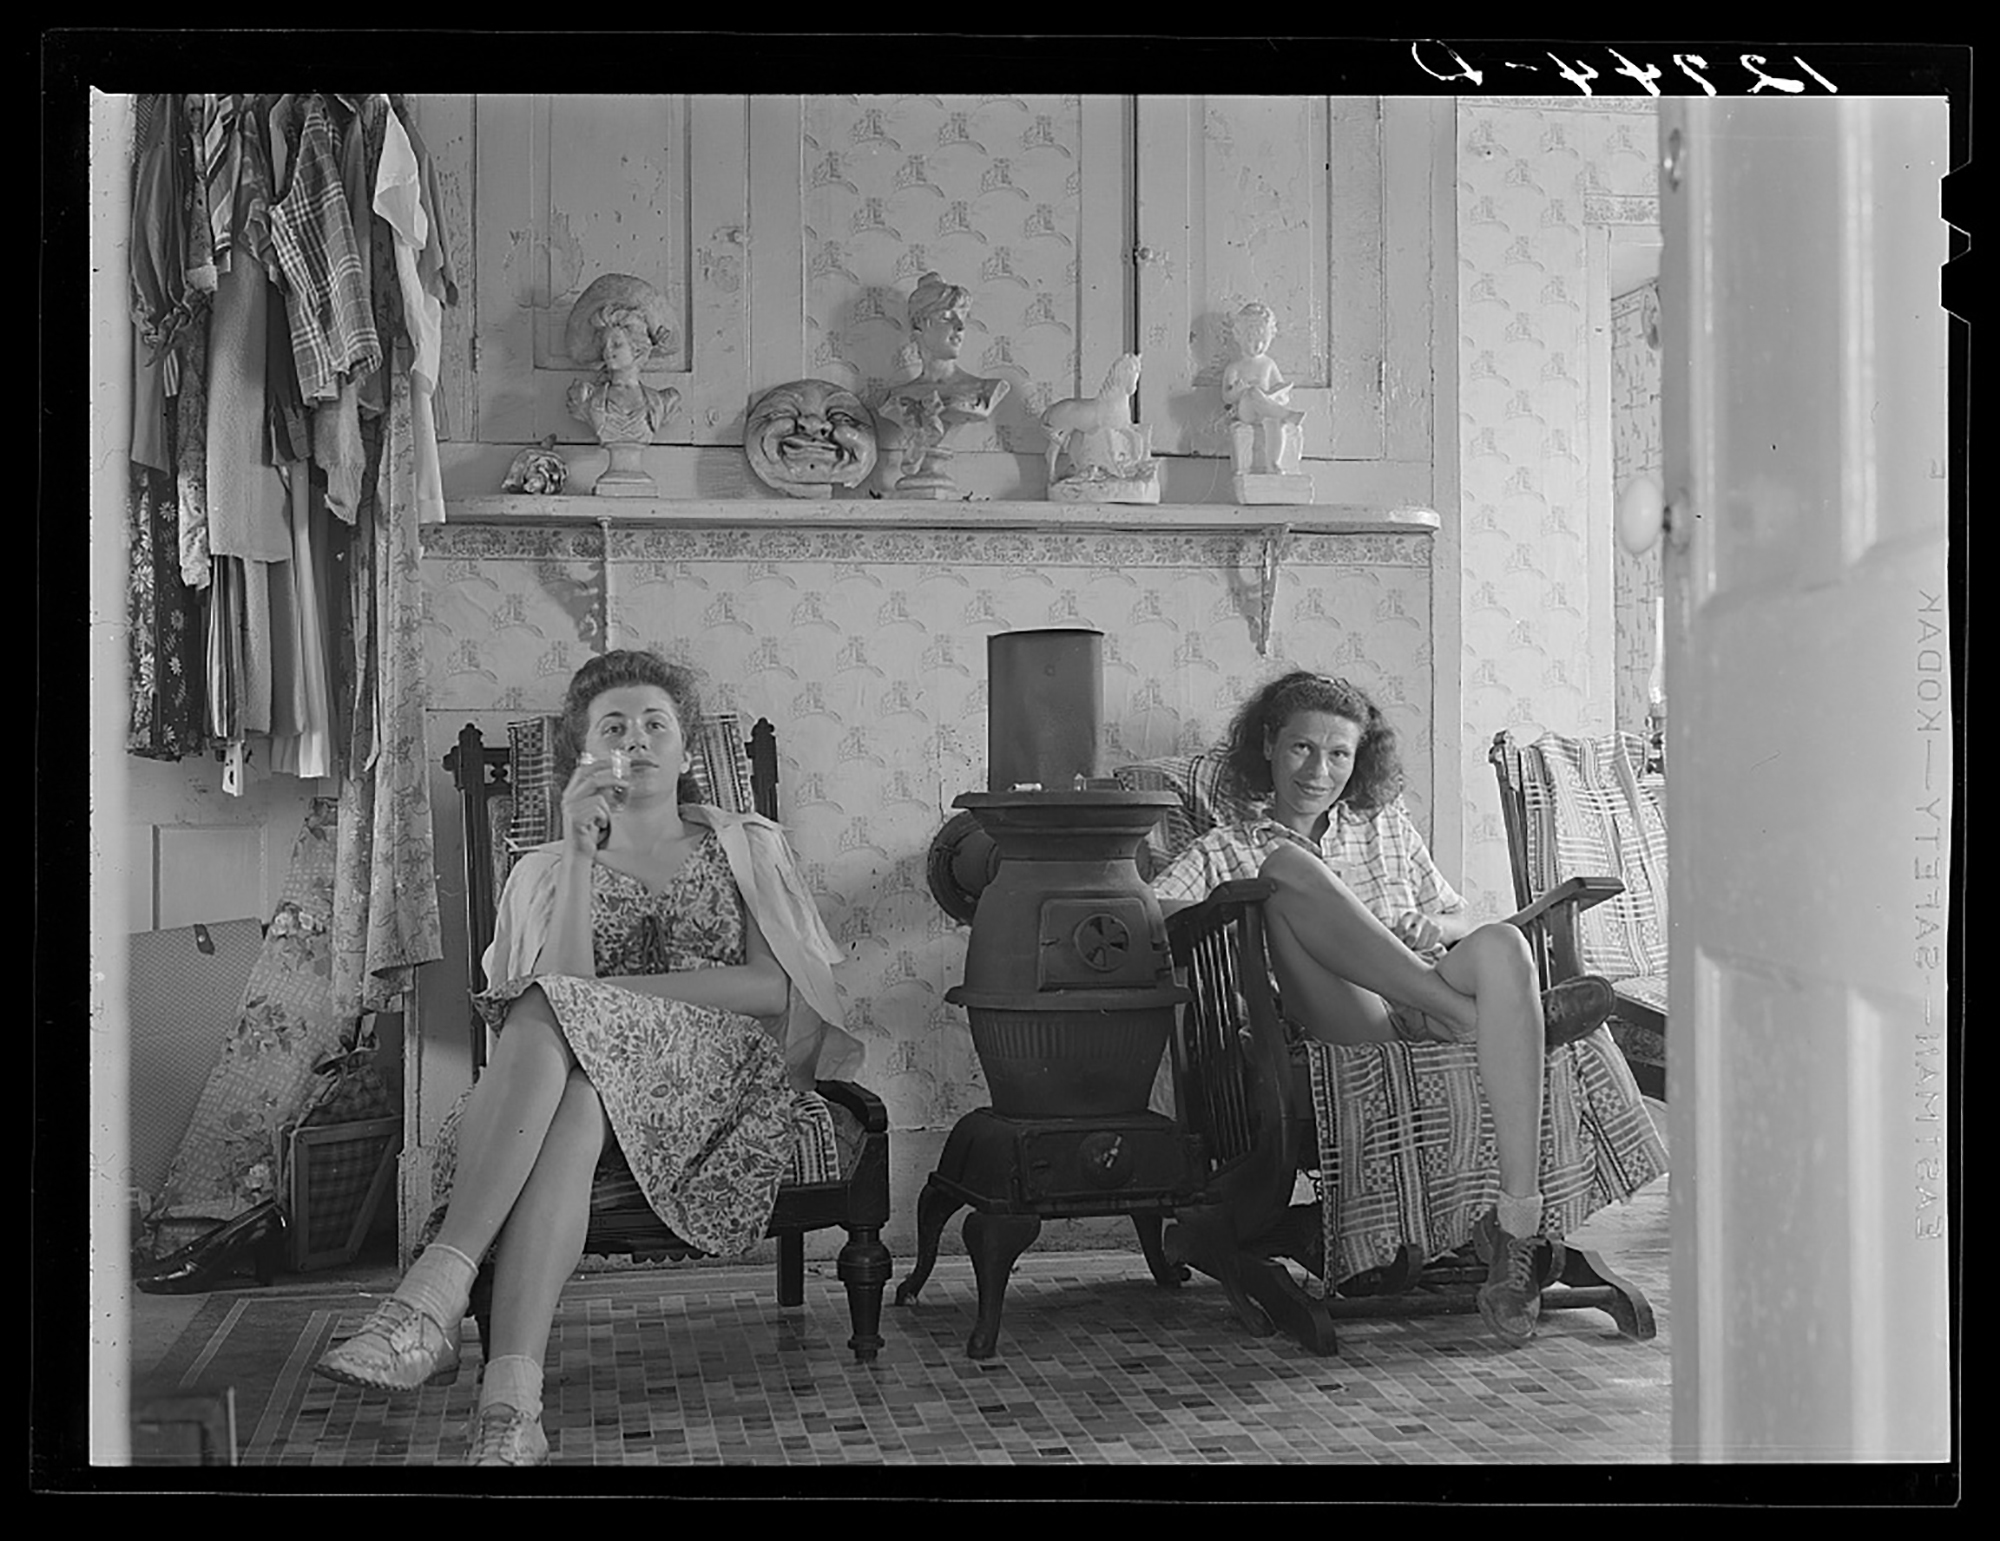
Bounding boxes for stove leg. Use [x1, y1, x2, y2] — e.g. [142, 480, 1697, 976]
[893, 1178, 964, 1307]
[963, 1210, 1040, 1360]
[1133, 1213, 1188, 1288]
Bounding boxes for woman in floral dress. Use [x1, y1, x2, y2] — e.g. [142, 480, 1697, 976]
[315, 650, 858, 1466]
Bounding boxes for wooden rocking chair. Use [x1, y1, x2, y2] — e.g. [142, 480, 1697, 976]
[1115, 752, 1664, 1356]
[441, 718, 894, 1363]
[1491, 730, 1670, 1100]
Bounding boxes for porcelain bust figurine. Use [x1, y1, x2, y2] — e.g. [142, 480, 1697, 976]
[1223, 302, 1313, 504]
[564, 274, 681, 497]
[745, 380, 878, 498]
[1041, 352, 1159, 504]
[874, 272, 1010, 499]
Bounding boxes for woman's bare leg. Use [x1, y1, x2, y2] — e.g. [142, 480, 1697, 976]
[1432, 924, 1545, 1201]
[431, 985, 581, 1264]
[1259, 843, 1479, 1037]
[1258, 849, 1545, 1204]
[484, 1068, 611, 1369]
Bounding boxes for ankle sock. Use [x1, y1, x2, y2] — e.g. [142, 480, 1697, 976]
[394, 1242, 478, 1329]
[1496, 1190, 1544, 1241]
[479, 1354, 545, 1419]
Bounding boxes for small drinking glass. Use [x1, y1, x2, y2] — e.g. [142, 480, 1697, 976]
[581, 749, 632, 807]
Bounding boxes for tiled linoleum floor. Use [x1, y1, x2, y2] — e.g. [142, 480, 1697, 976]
[134, 1166, 1670, 1467]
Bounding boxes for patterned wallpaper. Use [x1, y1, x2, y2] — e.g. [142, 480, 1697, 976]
[1612, 281, 1664, 742]
[800, 94, 1091, 458]
[1455, 100, 1658, 914]
[417, 526, 1435, 1142]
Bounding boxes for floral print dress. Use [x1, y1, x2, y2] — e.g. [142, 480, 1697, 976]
[430, 831, 794, 1258]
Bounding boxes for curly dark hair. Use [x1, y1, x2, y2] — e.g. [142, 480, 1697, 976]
[1219, 671, 1404, 815]
[553, 649, 707, 806]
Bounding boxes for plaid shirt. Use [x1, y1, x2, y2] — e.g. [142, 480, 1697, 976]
[1151, 798, 1468, 926]
[267, 94, 381, 402]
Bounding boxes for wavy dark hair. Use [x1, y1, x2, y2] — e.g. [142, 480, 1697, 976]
[1219, 671, 1404, 815]
[553, 649, 707, 806]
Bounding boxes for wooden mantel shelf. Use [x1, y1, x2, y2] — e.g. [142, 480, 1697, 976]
[443, 494, 1440, 535]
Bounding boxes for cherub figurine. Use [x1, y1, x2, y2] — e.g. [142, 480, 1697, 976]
[564, 274, 681, 496]
[1223, 301, 1314, 503]
[874, 272, 1010, 498]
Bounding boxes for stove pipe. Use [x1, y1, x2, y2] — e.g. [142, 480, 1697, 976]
[986, 628, 1103, 790]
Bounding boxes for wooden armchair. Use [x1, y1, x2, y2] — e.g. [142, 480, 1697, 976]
[1491, 731, 1669, 1100]
[441, 718, 893, 1363]
[1115, 753, 1666, 1356]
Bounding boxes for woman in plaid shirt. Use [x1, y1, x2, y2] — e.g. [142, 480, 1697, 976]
[1152, 673, 1614, 1346]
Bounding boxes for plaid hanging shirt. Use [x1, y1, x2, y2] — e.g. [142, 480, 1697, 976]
[266, 94, 381, 403]
[1151, 798, 1469, 927]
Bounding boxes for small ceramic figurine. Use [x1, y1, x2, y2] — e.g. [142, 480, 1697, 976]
[1223, 302, 1314, 504]
[874, 272, 1010, 499]
[745, 380, 878, 498]
[564, 274, 681, 497]
[1041, 353, 1159, 503]
[500, 434, 569, 496]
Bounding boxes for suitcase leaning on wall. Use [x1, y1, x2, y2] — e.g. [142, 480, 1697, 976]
[127, 919, 266, 1211]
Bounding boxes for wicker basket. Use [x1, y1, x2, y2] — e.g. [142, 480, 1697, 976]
[284, 1116, 401, 1272]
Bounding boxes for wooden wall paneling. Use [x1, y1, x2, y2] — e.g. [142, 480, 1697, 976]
[1138, 96, 1432, 498]
[154, 825, 267, 928]
[471, 93, 538, 446]
[1133, 95, 1195, 454]
[1326, 95, 1386, 463]
[473, 95, 750, 451]
[748, 96, 808, 393]
[1073, 94, 1135, 422]
[1382, 97, 1437, 477]
[687, 95, 751, 445]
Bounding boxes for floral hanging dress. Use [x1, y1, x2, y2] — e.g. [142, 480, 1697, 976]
[426, 830, 794, 1257]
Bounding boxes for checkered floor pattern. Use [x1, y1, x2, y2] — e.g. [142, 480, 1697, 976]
[140, 1173, 1670, 1467]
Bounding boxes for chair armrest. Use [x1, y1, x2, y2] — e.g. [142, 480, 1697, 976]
[813, 1079, 888, 1136]
[1503, 874, 1624, 933]
[1164, 878, 1277, 951]
[1501, 874, 1623, 990]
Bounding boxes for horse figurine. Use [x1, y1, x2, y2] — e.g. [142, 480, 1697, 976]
[1041, 352, 1158, 502]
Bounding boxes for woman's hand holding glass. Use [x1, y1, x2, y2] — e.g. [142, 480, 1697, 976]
[562, 750, 630, 856]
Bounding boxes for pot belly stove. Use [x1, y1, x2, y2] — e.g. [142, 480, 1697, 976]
[897, 630, 1202, 1358]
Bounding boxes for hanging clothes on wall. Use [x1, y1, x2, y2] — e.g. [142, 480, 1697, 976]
[406, 101, 459, 438]
[267, 93, 381, 414]
[266, 472, 337, 781]
[330, 366, 443, 1022]
[376, 97, 455, 524]
[129, 451, 208, 762]
[175, 95, 217, 590]
[128, 92, 208, 762]
[309, 93, 376, 524]
[204, 93, 291, 565]
[129, 92, 197, 477]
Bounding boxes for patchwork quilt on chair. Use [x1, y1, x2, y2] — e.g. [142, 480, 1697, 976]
[1304, 1032, 1668, 1291]
[1524, 730, 1669, 1015]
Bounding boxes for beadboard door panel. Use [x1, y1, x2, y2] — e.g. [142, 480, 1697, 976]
[473, 94, 750, 449]
[1136, 96, 1434, 477]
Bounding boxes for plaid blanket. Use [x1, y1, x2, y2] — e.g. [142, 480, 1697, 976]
[1527, 731, 1669, 986]
[1306, 1029, 1668, 1290]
